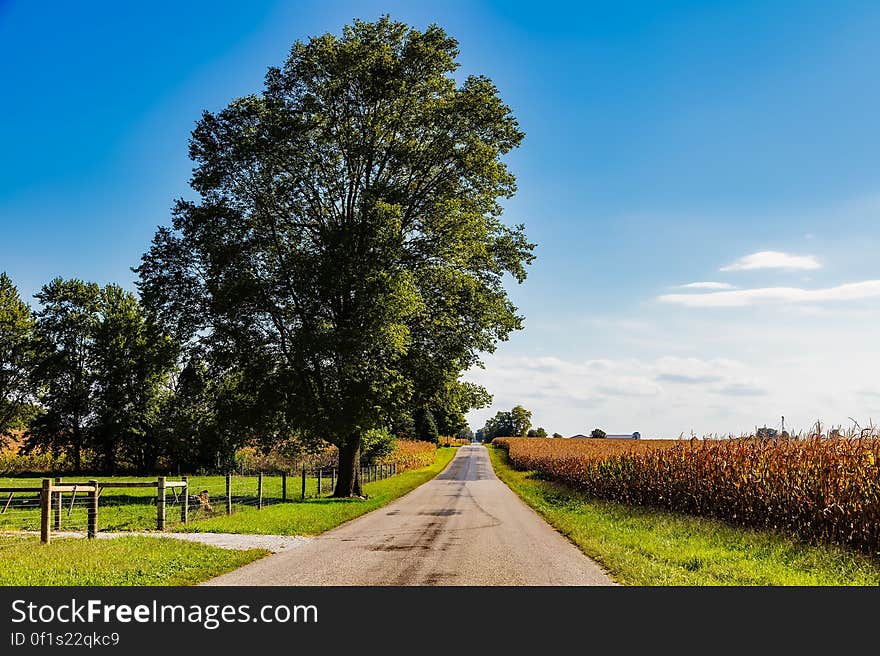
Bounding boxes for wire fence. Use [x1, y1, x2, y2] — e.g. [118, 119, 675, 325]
[0, 485, 49, 532]
[0, 461, 400, 542]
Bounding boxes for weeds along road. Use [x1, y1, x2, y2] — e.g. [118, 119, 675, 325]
[204, 445, 613, 585]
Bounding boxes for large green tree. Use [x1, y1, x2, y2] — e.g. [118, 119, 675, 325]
[0, 272, 35, 444]
[481, 404, 533, 440]
[157, 357, 270, 472]
[26, 278, 101, 471]
[26, 279, 176, 472]
[429, 380, 491, 437]
[413, 407, 439, 443]
[91, 285, 177, 472]
[136, 17, 534, 496]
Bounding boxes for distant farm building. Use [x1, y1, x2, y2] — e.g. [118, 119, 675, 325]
[568, 432, 641, 439]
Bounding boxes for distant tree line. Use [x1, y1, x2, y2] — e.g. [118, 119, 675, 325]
[475, 404, 547, 441]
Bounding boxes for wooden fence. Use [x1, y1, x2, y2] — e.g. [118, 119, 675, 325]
[0, 478, 190, 544]
[2, 462, 399, 544]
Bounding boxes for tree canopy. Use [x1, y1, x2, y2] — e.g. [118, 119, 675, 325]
[136, 17, 533, 495]
[25, 279, 176, 472]
[480, 404, 533, 440]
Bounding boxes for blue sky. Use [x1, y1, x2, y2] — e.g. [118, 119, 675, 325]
[2, 1, 879, 436]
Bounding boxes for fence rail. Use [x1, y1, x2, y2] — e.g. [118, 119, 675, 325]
[2, 461, 401, 544]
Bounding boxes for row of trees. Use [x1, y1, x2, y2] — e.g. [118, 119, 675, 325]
[2, 18, 535, 495]
[0, 272, 494, 473]
[475, 416, 610, 441]
[0, 273, 204, 471]
[473, 404, 614, 440]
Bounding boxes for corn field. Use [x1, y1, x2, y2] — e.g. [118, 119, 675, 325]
[493, 436, 880, 556]
[438, 436, 471, 447]
[378, 440, 437, 472]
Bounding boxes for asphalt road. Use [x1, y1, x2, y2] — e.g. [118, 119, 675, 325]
[204, 445, 613, 585]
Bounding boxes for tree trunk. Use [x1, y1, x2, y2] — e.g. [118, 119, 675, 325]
[72, 426, 82, 474]
[104, 443, 116, 474]
[333, 432, 363, 497]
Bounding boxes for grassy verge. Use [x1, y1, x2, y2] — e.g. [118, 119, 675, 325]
[0, 535, 267, 586]
[487, 445, 880, 586]
[179, 447, 457, 535]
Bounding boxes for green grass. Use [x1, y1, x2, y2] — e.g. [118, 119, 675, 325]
[487, 445, 880, 586]
[0, 450, 454, 585]
[180, 447, 457, 535]
[0, 535, 267, 586]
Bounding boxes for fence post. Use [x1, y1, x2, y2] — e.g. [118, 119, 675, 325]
[317, 469, 322, 496]
[87, 480, 98, 539]
[40, 479, 51, 545]
[54, 477, 62, 531]
[257, 473, 263, 510]
[282, 472, 287, 502]
[225, 474, 232, 515]
[181, 476, 189, 524]
[301, 464, 306, 500]
[331, 468, 335, 494]
[157, 476, 166, 531]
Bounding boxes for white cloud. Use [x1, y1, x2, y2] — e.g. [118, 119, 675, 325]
[717, 382, 766, 397]
[464, 338, 880, 437]
[720, 250, 821, 272]
[676, 281, 736, 290]
[464, 355, 768, 436]
[656, 373, 723, 384]
[657, 280, 880, 308]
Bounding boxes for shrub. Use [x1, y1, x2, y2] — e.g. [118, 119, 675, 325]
[233, 443, 337, 474]
[0, 448, 72, 475]
[361, 427, 397, 465]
